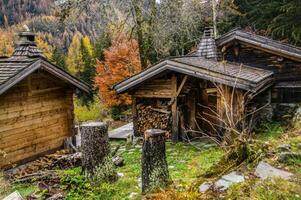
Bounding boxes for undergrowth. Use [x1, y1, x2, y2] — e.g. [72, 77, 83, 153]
[74, 95, 107, 123]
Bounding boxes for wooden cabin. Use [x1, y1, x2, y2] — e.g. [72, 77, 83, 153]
[0, 31, 90, 169]
[114, 28, 301, 142]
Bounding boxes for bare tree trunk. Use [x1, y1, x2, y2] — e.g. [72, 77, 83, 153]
[80, 122, 117, 182]
[142, 129, 169, 193]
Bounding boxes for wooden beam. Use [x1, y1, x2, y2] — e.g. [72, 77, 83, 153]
[132, 97, 139, 137]
[171, 74, 179, 142]
[176, 75, 188, 97]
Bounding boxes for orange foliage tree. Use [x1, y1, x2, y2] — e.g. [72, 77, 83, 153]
[95, 33, 141, 108]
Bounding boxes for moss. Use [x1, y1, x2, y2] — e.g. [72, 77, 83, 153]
[227, 178, 301, 200]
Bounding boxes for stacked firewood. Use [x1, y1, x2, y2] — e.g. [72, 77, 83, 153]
[137, 105, 171, 138]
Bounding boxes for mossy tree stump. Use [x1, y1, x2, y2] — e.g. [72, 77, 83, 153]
[80, 122, 117, 182]
[142, 129, 169, 193]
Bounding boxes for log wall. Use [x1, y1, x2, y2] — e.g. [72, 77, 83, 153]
[222, 43, 301, 104]
[0, 70, 74, 168]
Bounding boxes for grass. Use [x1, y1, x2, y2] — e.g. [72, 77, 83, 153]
[59, 141, 223, 200]
[3, 122, 301, 199]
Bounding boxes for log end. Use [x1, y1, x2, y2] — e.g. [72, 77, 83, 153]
[144, 129, 165, 139]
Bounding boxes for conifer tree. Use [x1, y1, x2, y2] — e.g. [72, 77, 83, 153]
[35, 35, 53, 60]
[80, 36, 95, 86]
[66, 32, 84, 77]
[51, 47, 67, 69]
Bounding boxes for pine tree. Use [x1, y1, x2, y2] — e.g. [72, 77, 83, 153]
[66, 32, 84, 77]
[219, 0, 301, 46]
[51, 47, 67, 69]
[80, 36, 95, 86]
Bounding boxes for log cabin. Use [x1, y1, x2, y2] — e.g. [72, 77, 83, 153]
[0, 31, 90, 169]
[113, 28, 301, 142]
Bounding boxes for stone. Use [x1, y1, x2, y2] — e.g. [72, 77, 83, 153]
[214, 171, 245, 191]
[278, 152, 301, 163]
[203, 144, 217, 149]
[113, 156, 124, 167]
[129, 192, 138, 198]
[117, 172, 124, 177]
[255, 161, 293, 180]
[198, 182, 213, 193]
[277, 144, 292, 152]
[3, 191, 23, 200]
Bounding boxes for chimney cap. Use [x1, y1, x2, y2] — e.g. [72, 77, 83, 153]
[16, 31, 37, 46]
[11, 30, 44, 58]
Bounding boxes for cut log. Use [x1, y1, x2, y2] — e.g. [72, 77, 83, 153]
[80, 122, 117, 182]
[142, 129, 169, 193]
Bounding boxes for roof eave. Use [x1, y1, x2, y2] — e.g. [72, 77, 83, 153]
[0, 59, 92, 96]
[216, 30, 301, 62]
[114, 59, 272, 94]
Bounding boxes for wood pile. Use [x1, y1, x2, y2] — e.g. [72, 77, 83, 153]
[5, 150, 81, 181]
[137, 105, 171, 138]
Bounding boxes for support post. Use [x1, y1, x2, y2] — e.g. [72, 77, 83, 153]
[132, 97, 139, 137]
[81, 122, 117, 182]
[171, 74, 179, 142]
[142, 129, 169, 193]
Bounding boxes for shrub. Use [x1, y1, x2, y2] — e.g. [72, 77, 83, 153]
[74, 96, 107, 123]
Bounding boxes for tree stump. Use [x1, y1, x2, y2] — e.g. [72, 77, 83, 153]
[142, 129, 169, 193]
[80, 122, 117, 182]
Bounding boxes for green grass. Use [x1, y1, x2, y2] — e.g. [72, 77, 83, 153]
[255, 122, 284, 141]
[62, 141, 223, 200]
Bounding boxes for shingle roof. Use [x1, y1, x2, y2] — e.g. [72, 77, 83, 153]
[0, 59, 36, 85]
[216, 28, 301, 61]
[195, 28, 220, 60]
[114, 56, 274, 94]
[172, 57, 272, 84]
[0, 31, 91, 95]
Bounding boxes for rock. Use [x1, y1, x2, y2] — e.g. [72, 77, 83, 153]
[214, 171, 245, 191]
[277, 144, 292, 152]
[203, 144, 217, 149]
[47, 193, 64, 200]
[255, 161, 293, 180]
[129, 192, 138, 198]
[113, 156, 124, 167]
[278, 152, 301, 163]
[117, 172, 124, 177]
[198, 182, 213, 193]
[3, 191, 23, 200]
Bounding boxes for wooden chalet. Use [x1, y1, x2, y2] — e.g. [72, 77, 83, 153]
[0, 31, 90, 169]
[114, 28, 301, 142]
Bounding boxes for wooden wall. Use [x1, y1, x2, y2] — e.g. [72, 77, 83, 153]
[222, 43, 301, 83]
[221, 42, 301, 104]
[0, 70, 74, 168]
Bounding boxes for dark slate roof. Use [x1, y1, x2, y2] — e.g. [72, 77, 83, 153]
[113, 56, 274, 94]
[0, 31, 91, 95]
[216, 28, 301, 61]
